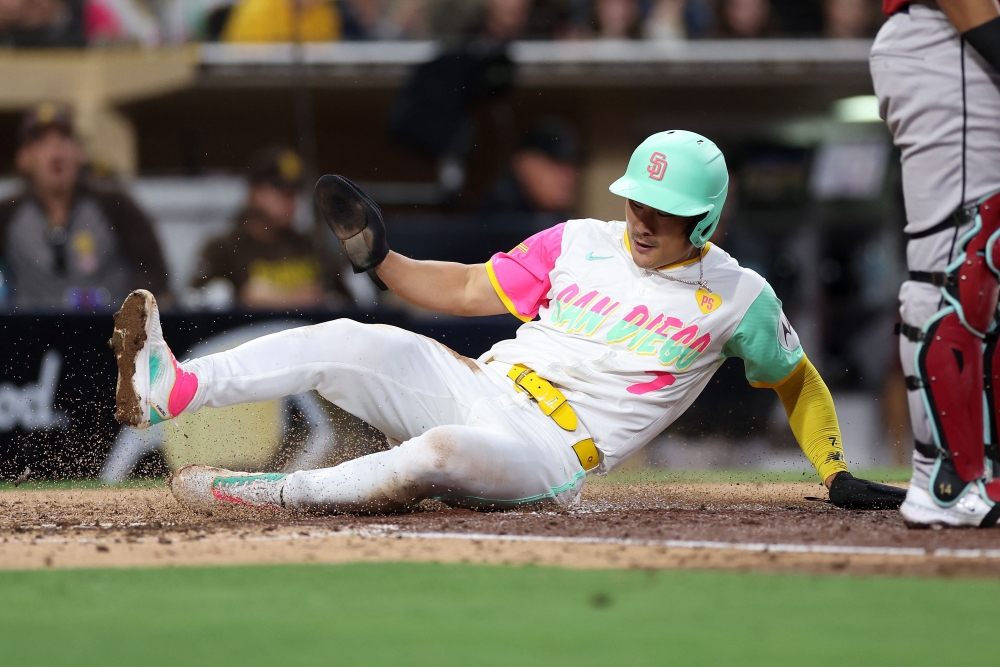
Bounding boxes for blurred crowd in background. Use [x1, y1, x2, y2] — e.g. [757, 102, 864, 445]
[0, 0, 883, 48]
[0, 103, 592, 313]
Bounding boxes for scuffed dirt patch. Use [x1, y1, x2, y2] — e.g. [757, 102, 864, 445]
[2, 481, 999, 577]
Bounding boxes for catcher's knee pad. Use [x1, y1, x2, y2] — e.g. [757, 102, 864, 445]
[914, 309, 986, 483]
[940, 192, 1000, 336]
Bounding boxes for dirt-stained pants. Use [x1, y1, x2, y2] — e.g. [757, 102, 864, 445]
[181, 320, 585, 512]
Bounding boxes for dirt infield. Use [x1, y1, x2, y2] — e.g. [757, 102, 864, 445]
[2, 480, 1000, 577]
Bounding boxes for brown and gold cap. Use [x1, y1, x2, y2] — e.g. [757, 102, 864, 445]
[248, 146, 304, 192]
[19, 103, 74, 147]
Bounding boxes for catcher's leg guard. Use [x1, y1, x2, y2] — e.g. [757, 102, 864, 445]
[984, 333, 1000, 501]
[911, 192, 1000, 492]
[915, 309, 987, 484]
[985, 332, 1000, 467]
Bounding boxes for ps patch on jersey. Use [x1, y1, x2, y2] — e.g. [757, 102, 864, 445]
[695, 288, 722, 314]
[778, 312, 800, 351]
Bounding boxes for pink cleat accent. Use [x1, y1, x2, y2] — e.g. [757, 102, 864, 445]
[167, 356, 198, 417]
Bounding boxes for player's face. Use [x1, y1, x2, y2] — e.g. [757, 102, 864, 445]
[624, 199, 699, 269]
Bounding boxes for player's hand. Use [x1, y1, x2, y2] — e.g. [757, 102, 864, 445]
[315, 175, 390, 290]
[828, 472, 907, 510]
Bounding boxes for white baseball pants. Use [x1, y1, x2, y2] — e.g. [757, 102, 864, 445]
[181, 320, 586, 512]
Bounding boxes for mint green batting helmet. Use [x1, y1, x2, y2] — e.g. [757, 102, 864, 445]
[609, 130, 729, 248]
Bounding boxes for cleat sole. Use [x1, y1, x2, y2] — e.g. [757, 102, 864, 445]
[109, 290, 153, 428]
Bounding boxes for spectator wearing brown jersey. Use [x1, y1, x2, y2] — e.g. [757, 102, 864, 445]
[192, 146, 349, 310]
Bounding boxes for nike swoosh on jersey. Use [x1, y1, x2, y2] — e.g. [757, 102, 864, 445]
[585, 252, 614, 261]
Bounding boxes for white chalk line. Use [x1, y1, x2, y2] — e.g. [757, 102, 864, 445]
[10, 527, 1000, 561]
[379, 530, 1000, 560]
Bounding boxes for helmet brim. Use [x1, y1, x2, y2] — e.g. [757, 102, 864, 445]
[608, 176, 714, 218]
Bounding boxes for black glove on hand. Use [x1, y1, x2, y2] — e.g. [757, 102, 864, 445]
[315, 174, 390, 290]
[828, 472, 907, 510]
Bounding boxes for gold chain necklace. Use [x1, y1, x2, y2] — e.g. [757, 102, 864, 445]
[656, 253, 709, 291]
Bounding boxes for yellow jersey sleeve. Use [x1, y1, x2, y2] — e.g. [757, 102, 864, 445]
[772, 356, 849, 482]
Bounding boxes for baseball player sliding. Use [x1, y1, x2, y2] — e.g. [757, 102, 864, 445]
[872, 0, 1000, 526]
[110, 131, 904, 514]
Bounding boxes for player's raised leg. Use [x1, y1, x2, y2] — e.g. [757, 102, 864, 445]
[110, 290, 503, 444]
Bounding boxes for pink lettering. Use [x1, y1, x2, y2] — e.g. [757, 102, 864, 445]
[627, 371, 676, 395]
[589, 296, 611, 313]
[573, 290, 599, 308]
[670, 325, 699, 345]
[555, 284, 580, 303]
[623, 305, 649, 328]
[656, 317, 683, 334]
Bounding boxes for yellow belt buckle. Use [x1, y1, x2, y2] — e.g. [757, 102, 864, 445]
[573, 439, 600, 471]
[507, 365, 578, 431]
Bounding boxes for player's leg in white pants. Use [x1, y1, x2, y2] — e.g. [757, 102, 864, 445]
[178, 319, 586, 511]
[872, 7, 1000, 506]
[281, 424, 583, 512]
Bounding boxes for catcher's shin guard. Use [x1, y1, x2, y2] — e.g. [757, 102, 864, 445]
[915, 309, 987, 483]
[910, 192, 1000, 490]
[986, 332, 1000, 468]
[983, 314, 1000, 501]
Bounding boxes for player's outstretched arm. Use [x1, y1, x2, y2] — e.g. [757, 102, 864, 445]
[375, 252, 508, 317]
[315, 174, 507, 317]
[726, 286, 905, 509]
[774, 359, 906, 510]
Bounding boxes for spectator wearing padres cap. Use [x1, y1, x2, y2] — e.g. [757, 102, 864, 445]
[480, 117, 581, 220]
[0, 103, 169, 311]
[192, 146, 349, 310]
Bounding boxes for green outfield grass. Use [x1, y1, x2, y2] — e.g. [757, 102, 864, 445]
[0, 562, 987, 666]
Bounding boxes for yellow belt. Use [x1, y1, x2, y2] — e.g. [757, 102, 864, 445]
[506, 363, 601, 472]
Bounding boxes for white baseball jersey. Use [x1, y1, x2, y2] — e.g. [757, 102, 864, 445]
[483, 218, 804, 471]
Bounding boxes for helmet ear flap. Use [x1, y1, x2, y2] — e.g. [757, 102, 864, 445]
[687, 211, 716, 248]
[688, 180, 728, 248]
[684, 212, 708, 242]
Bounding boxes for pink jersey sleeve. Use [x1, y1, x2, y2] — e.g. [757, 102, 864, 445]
[486, 223, 566, 321]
